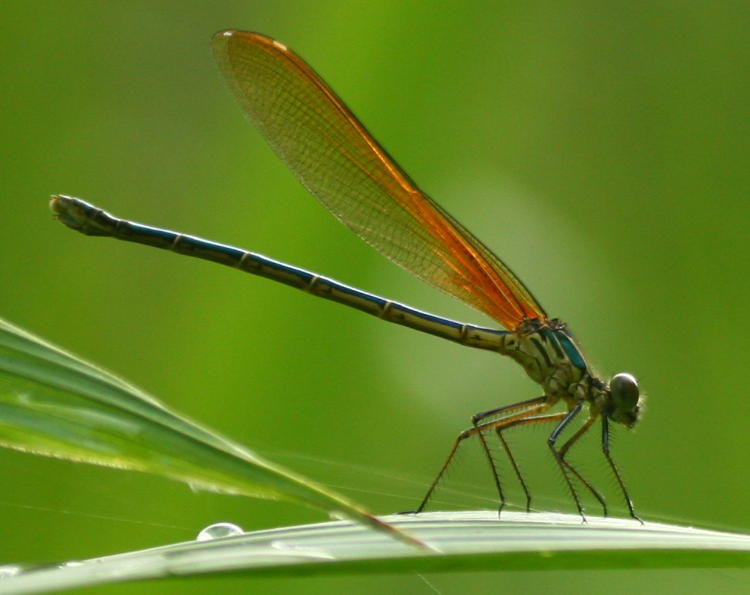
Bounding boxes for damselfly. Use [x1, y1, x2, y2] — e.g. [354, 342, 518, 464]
[51, 30, 644, 520]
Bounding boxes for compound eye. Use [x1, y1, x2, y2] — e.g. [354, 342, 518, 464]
[609, 373, 641, 426]
[610, 373, 639, 408]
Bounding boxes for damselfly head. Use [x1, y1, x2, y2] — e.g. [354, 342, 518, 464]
[607, 372, 642, 427]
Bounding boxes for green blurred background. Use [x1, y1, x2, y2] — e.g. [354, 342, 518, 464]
[1, 1, 748, 593]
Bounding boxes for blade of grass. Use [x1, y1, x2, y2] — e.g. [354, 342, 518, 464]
[2, 511, 748, 594]
[0, 317, 422, 547]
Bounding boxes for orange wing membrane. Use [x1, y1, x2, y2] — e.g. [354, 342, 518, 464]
[212, 31, 546, 330]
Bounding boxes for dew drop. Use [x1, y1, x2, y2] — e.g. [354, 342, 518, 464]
[196, 522, 244, 541]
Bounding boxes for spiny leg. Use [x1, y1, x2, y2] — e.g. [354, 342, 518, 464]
[422, 400, 614, 519]
[416, 396, 549, 513]
[507, 407, 607, 518]
[462, 401, 563, 514]
[434, 402, 604, 519]
[415, 426, 477, 513]
[474, 424, 506, 514]
[547, 403, 588, 519]
[601, 416, 642, 523]
[471, 396, 548, 514]
[484, 410, 575, 513]
[495, 428, 531, 511]
[471, 395, 551, 425]
[556, 411, 608, 516]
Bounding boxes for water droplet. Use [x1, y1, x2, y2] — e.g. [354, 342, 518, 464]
[196, 522, 244, 541]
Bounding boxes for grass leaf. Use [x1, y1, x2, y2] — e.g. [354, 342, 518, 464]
[0, 317, 420, 546]
[2, 511, 748, 593]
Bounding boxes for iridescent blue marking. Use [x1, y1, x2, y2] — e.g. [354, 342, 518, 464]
[555, 329, 587, 371]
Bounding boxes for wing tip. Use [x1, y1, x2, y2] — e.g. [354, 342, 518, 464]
[211, 30, 286, 52]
